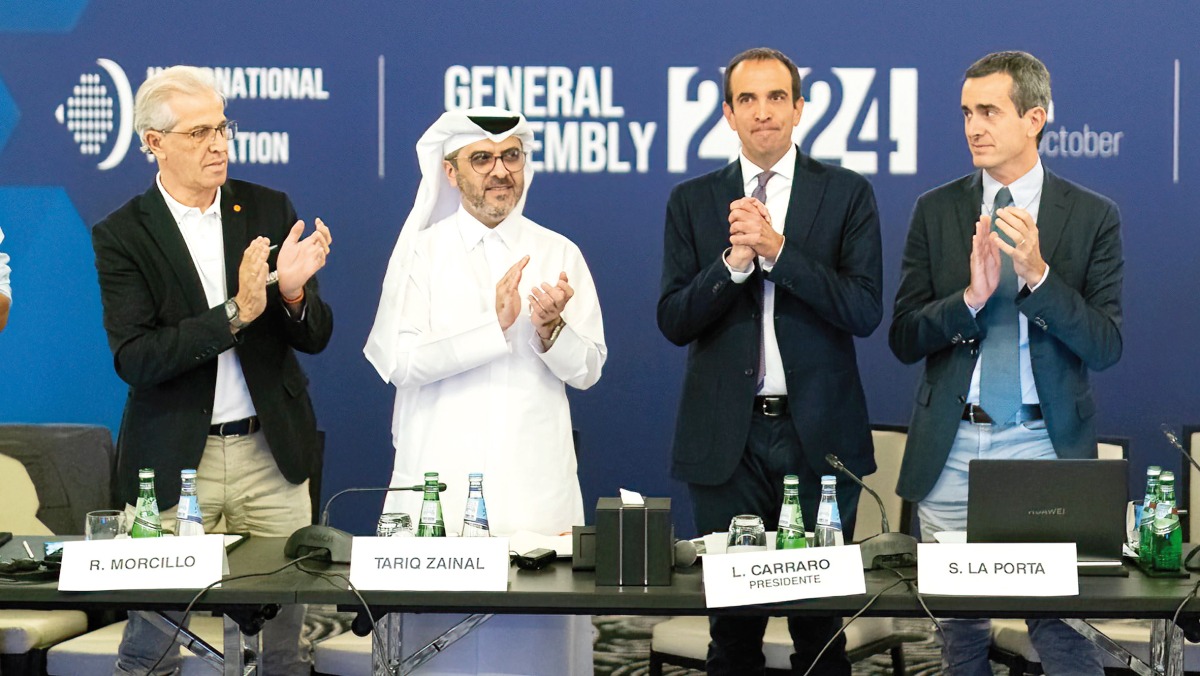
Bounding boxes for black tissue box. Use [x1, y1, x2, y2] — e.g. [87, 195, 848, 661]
[595, 497, 672, 586]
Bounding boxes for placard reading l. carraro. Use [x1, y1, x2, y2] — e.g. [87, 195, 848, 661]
[349, 537, 510, 592]
[702, 546, 866, 608]
[59, 535, 226, 591]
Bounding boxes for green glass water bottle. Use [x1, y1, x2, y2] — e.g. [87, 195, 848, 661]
[416, 472, 446, 537]
[130, 468, 163, 538]
[776, 475, 807, 549]
[1151, 471, 1182, 572]
[1138, 465, 1161, 565]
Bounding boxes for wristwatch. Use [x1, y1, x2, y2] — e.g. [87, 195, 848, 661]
[547, 318, 566, 344]
[224, 298, 250, 331]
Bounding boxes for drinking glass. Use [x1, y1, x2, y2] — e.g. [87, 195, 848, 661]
[86, 510, 127, 540]
[726, 514, 767, 553]
[377, 512, 414, 537]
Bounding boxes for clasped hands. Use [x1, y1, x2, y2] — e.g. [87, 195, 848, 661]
[965, 206, 1046, 309]
[495, 256, 573, 347]
[725, 197, 783, 272]
[235, 219, 333, 325]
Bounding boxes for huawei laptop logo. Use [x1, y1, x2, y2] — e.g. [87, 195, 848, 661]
[1027, 507, 1067, 516]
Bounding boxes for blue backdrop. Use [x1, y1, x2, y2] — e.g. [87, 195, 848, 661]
[0, 1, 1194, 536]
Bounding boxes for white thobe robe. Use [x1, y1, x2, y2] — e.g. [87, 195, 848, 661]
[381, 206, 606, 675]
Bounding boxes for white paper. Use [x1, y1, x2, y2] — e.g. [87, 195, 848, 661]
[618, 488, 645, 506]
[59, 534, 226, 591]
[917, 542, 1079, 596]
[349, 536, 509, 592]
[702, 545, 866, 608]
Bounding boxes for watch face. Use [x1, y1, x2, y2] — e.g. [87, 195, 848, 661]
[225, 300, 238, 321]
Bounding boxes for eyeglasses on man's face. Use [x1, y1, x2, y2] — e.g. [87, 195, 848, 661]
[452, 147, 527, 175]
[158, 120, 238, 146]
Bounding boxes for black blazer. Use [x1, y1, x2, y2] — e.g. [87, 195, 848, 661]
[92, 180, 333, 507]
[658, 149, 883, 486]
[889, 169, 1123, 502]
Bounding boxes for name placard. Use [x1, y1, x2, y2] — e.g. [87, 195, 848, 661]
[59, 535, 226, 591]
[349, 537, 510, 592]
[702, 545, 866, 608]
[917, 543, 1078, 596]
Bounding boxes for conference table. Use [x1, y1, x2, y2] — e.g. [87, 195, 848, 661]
[2, 536, 1198, 674]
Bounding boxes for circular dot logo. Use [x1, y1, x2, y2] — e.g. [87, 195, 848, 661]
[54, 58, 133, 170]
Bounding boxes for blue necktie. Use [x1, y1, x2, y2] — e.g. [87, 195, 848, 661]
[980, 187, 1021, 423]
[752, 171, 774, 391]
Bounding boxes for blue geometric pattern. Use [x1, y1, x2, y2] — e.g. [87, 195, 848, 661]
[0, 0, 90, 32]
[0, 187, 124, 435]
[0, 78, 16, 156]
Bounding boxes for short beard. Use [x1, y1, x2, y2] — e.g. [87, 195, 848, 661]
[459, 177, 521, 224]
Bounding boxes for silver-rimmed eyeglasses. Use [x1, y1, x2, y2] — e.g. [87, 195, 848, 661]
[159, 120, 238, 145]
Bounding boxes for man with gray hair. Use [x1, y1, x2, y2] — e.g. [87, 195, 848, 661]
[92, 65, 333, 673]
[890, 50, 1122, 674]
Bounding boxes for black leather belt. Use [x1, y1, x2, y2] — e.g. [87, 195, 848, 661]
[209, 416, 260, 437]
[962, 404, 1042, 425]
[754, 396, 788, 417]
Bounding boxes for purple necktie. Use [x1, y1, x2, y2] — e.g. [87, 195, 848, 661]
[752, 170, 774, 391]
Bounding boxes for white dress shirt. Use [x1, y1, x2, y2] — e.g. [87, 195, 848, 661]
[156, 174, 257, 424]
[382, 205, 606, 537]
[966, 161, 1049, 405]
[0, 225, 10, 299]
[724, 145, 796, 396]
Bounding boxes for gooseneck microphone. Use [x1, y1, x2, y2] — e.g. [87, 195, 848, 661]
[825, 454, 889, 534]
[321, 483, 447, 526]
[1161, 424, 1200, 476]
[285, 483, 445, 564]
[824, 454, 918, 570]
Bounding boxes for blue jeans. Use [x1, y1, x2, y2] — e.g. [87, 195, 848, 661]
[918, 420, 1103, 676]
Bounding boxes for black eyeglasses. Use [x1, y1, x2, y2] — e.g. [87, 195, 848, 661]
[158, 120, 238, 145]
[451, 147, 526, 175]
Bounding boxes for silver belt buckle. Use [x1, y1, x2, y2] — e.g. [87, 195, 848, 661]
[760, 397, 781, 417]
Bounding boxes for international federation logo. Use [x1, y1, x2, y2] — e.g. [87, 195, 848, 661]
[53, 58, 134, 170]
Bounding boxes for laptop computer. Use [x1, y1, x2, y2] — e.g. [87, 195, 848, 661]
[967, 459, 1128, 564]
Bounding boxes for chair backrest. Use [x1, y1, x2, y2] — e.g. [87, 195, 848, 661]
[0, 453, 53, 535]
[857, 424, 911, 541]
[1184, 426, 1200, 541]
[0, 424, 115, 535]
[1097, 436, 1129, 461]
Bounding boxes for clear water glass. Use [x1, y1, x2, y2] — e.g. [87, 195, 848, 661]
[377, 512, 414, 537]
[727, 514, 767, 553]
[86, 510, 127, 540]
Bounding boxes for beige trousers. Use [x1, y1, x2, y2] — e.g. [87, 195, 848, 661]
[116, 430, 312, 675]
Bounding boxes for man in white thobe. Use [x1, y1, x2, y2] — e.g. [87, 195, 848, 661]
[364, 107, 605, 675]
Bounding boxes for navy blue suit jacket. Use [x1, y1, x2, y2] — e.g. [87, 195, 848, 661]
[658, 149, 882, 486]
[889, 169, 1123, 502]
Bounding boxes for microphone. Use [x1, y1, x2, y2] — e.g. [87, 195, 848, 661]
[321, 483, 446, 526]
[673, 537, 708, 568]
[1161, 424, 1200, 476]
[285, 483, 444, 563]
[824, 454, 918, 571]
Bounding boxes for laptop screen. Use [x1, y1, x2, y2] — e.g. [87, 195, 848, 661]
[966, 459, 1128, 561]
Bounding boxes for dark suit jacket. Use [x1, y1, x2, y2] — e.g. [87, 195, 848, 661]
[658, 149, 883, 486]
[92, 179, 333, 508]
[889, 169, 1123, 502]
